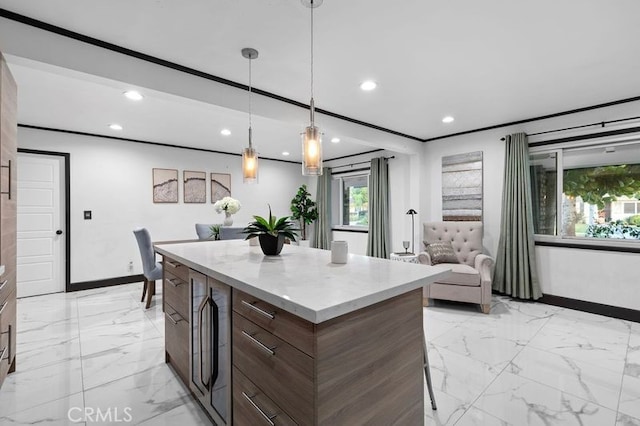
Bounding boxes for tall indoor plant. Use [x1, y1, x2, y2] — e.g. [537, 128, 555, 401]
[290, 184, 318, 242]
[243, 206, 299, 255]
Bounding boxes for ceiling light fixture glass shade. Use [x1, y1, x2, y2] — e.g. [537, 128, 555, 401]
[301, 0, 323, 176]
[241, 47, 259, 184]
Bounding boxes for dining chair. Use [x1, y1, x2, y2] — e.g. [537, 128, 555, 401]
[133, 227, 162, 309]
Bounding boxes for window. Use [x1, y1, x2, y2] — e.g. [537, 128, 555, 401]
[332, 172, 369, 229]
[530, 140, 640, 241]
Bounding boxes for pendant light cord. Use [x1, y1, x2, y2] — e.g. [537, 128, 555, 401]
[248, 52, 253, 148]
[309, 0, 315, 126]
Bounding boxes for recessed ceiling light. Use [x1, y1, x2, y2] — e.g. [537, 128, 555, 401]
[442, 116, 455, 124]
[123, 90, 144, 101]
[109, 123, 123, 131]
[360, 80, 377, 91]
[282, 151, 290, 156]
[331, 137, 340, 143]
[220, 129, 231, 136]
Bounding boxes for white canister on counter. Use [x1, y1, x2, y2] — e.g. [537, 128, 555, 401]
[331, 240, 348, 264]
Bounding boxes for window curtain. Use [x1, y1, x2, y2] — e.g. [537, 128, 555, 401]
[311, 167, 331, 249]
[493, 132, 542, 299]
[366, 157, 390, 258]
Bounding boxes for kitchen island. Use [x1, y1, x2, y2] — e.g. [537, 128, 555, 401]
[155, 240, 449, 425]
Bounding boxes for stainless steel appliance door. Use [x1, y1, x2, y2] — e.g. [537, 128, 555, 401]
[209, 280, 230, 422]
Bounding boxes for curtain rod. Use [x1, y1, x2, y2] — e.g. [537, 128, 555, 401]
[500, 115, 640, 141]
[331, 155, 395, 169]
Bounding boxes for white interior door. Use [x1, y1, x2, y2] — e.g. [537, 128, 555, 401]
[16, 153, 65, 297]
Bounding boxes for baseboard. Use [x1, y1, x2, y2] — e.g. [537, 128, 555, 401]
[539, 293, 639, 323]
[69, 274, 145, 292]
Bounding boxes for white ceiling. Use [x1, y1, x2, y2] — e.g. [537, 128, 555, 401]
[1, 0, 639, 160]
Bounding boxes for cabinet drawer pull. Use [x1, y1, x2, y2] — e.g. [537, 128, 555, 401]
[0, 302, 6, 316]
[165, 312, 182, 325]
[1, 160, 12, 199]
[165, 278, 182, 287]
[241, 300, 275, 320]
[165, 261, 182, 269]
[242, 331, 275, 356]
[0, 280, 7, 292]
[242, 392, 276, 426]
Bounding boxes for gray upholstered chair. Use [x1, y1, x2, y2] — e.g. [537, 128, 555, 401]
[133, 228, 163, 309]
[219, 226, 245, 240]
[418, 221, 494, 314]
[195, 223, 216, 240]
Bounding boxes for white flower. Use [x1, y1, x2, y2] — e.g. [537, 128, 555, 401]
[214, 196, 241, 214]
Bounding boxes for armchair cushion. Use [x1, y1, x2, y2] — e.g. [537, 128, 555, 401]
[435, 263, 481, 286]
[425, 242, 459, 265]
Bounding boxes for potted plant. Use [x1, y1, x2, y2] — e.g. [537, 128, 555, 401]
[290, 184, 318, 244]
[213, 196, 241, 226]
[243, 206, 299, 255]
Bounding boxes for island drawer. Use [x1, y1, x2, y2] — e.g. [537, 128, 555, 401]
[233, 312, 314, 423]
[164, 302, 189, 384]
[233, 289, 315, 357]
[163, 269, 189, 320]
[0, 289, 16, 386]
[233, 366, 297, 426]
[163, 257, 189, 282]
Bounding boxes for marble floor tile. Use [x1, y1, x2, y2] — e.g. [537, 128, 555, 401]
[626, 330, 640, 378]
[428, 344, 500, 404]
[546, 308, 633, 335]
[0, 392, 85, 426]
[454, 406, 510, 426]
[431, 325, 525, 370]
[16, 335, 81, 372]
[0, 358, 84, 417]
[424, 388, 468, 426]
[135, 399, 212, 426]
[82, 336, 165, 389]
[509, 346, 623, 410]
[619, 373, 640, 420]
[528, 320, 629, 375]
[474, 371, 617, 426]
[83, 364, 195, 425]
[78, 317, 162, 356]
[459, 313, 546, 345]
[618, 413, 640, 426]
[488, 298, 559, 326]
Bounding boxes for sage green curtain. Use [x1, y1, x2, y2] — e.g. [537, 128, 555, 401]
[311, 167, 331, 249]
[366, 157, 390, 258]
[493, 132, 542, 299]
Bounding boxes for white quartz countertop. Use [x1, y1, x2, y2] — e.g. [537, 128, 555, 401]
[155, 240, 450, 323]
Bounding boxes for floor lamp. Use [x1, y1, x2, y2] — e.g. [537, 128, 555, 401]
[406, 209, 417, 254]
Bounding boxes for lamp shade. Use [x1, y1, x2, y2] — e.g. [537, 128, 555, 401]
[242, 146, 258, 183]
[302, 125, 323, 175]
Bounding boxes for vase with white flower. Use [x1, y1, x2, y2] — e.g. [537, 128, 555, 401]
[214, 196, 241, 226]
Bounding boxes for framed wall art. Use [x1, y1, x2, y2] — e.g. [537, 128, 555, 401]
[152, 168, 178, 203]
[183, 170, 206, 203]
[442, 151, 483, 221]
[211, 173, 231, 203]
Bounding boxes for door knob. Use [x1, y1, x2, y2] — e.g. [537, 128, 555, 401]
[56, 230, 63, 235]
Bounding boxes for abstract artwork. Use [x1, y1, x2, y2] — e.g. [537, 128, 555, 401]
[152, 168, 178, 203]
[211, 173, 231, 203]
[442, 151, 483, 221]
[183, 170, 206, 203]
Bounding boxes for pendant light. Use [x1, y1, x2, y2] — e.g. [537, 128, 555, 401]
[301, 0, 323, 176]
[242, 47, 259, 183]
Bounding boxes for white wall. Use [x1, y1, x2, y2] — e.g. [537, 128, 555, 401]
[421, 100, 640, 310]
[18, 127, 307, 283]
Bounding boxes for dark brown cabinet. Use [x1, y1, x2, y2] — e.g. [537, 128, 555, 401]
[0, 52, 17, 389]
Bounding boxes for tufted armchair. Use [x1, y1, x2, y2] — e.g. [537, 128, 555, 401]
[418, 221, 494, 314]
